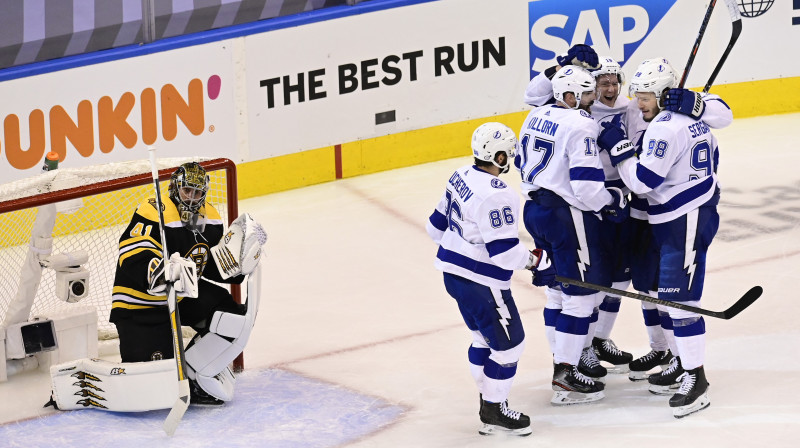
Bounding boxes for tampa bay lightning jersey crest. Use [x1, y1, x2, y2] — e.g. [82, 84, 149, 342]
[491, 178, 507, 189]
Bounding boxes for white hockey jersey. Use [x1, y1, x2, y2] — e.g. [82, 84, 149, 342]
[617, 111, 719, 224]
[426, 165, 530, 289]
[517, 105, 611, 212]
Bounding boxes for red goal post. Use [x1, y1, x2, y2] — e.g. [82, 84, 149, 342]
[0, 157, 244, 372]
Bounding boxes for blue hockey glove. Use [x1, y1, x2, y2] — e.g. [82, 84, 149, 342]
[556, 44, 599, 70]
[528, 248, 556, 287]
[601, 187, 629, 223]
[663, 88, 705, 119]
[597, 114, 626, 151]
[599, 118, 635, 167]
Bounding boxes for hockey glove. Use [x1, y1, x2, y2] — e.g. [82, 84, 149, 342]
[663, 88, 705, 120]
[211, 213, 268, 280]
[601, 187, 629, 224]
[556, 44, 600, 70]
[147, 253, 199, 298]
[599, 118, 635, 167]
[527, 248, 556, 287]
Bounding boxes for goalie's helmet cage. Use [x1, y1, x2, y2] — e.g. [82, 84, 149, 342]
[628, 58, 678, 102]
[552, 65, 596, 109]
[169, 162, 210, 214]
[595, 56, 625, 85]
[471, 122, 517, 173]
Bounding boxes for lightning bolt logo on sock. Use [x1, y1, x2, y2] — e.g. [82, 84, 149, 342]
[571, 208, 590, 281]
[684, 209, 699, 289]
[491, 289, 512, 340]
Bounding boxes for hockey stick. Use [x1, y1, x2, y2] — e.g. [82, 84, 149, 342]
[679, 0, 717, 88]
[703, 0, 742, 93]
[554, 275, 762, 320]
[148, 148, 191, 436]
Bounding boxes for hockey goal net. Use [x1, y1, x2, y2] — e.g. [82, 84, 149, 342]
[0, 158, 239, 352]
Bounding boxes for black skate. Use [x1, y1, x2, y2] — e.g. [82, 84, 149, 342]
[592, 337, 633, 373]
[628, 349, 671, 381]
[551, 363, 605, 405]
[648, 355, 684, 395]
[578, 346, 607, 381]
[670, 366, 710, 418]
[478, 399, 532, 436]
[190, 380, 224, 406]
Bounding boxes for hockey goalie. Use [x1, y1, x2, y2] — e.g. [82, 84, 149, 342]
[47, 162, 267, 411]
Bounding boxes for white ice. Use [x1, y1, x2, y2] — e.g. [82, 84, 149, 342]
[1, 113, 799, 447]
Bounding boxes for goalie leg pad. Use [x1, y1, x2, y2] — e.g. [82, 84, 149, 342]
[184, 269, 261, 399]
[50, 358, 177, 411]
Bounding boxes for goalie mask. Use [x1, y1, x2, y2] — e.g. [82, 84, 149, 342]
[169, 162, 210, 230]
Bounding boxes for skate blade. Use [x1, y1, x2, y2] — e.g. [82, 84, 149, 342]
[551, 390, 605, 406]
[648, 383, 680, 395]
[605, 364, 631, 374]
[628, 371, 650, 381]
[672, 393, 710, 418]
[479, 423, 532, 437]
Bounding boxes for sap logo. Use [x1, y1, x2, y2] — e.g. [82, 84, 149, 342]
[528, 0, 676, 77]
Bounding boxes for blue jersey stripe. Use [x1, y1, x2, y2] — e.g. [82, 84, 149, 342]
[649, 176, 714, 216]
[436, 247, 513, 281]
[429, 210, 448, 231]
[673, 317, 706, 337]
[569, 167, 605, 182]
[485, 238, 519, 257]
[636, 164, 664, 189]
[555, 314, 591, 335]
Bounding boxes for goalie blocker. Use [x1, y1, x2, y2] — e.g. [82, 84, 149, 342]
[49, 267, 262, 411]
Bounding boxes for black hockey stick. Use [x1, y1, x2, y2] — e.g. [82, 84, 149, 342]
[703, 0, 742, 93]
[554, 275, 762, 320]
[679, 0, 717, 88]
[148, 148, 191, 436]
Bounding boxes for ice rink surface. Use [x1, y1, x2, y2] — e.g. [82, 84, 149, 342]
[1, 112, 799, 447]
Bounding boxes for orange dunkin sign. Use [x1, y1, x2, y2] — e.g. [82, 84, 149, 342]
[0, 75, 222, 170]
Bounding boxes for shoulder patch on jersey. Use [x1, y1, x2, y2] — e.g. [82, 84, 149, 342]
[579, 110, 591, 118]
[490, 178, 507, 189]
[657, 112, 672, 122]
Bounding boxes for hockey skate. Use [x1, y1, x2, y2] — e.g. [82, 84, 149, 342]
[189, 380, 224, 406]
[648, 355, 683, 395]
[478, 399, 532, 436]
[628, 349, 671, 381]
[670, 366, 710, 418]
[592, 337, 633, 374]
[551, 363, 605, 406]
[578, 346, 607, 382]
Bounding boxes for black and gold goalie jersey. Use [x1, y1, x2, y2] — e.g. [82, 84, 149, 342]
[110, 194, 241, 324]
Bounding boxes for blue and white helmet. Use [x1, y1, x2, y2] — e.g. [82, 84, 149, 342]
[552, 65, 596, 109]
[471, 122, 517, 173]
[628, 58, 677, 101]
[595, 56, 625, 85]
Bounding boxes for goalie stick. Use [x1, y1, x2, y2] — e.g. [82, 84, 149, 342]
[554, 275, 762, 320]
[148, 147, 191, 436]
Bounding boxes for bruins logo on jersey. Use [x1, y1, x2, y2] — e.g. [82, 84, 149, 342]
[186, 243, 209, 276]
[147, 198, 165, 212]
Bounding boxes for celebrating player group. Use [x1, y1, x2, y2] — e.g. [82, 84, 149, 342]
[427, 43, 733, 436]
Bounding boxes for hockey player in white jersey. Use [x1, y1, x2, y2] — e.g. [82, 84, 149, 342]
[517, 65, 628, 406]
[524, 50, 733, 382]
[597, 57, 722, 418]
[426, 122, 556, 436]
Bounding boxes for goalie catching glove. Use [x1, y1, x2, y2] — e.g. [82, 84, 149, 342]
[147, 252, 199, 298]
[211, 213, 268, 280]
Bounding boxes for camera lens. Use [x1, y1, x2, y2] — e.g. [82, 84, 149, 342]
[70, 280, 86, 297]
